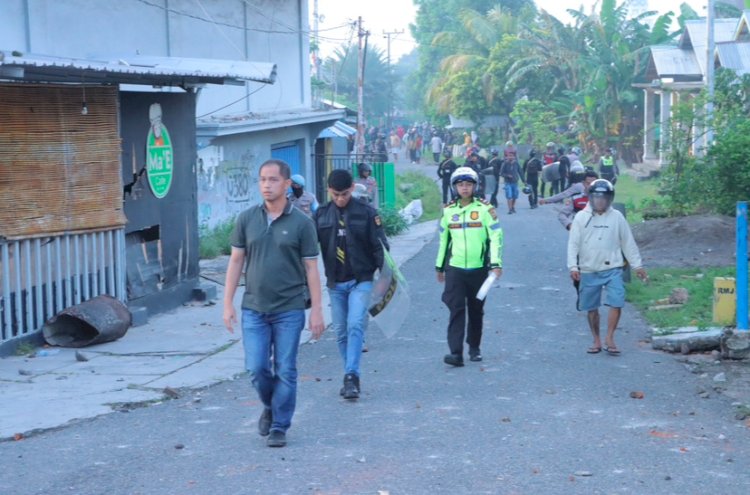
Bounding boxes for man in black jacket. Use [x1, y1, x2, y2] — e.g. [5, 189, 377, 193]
[437, 148, 457, 205]
[522, 149, 543, 209]
[314, 169, 388, 400]
[484, 149, 503, 207]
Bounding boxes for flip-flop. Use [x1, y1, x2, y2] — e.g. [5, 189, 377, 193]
[587, 347, 602, 354]
[604, 346, 621, 356]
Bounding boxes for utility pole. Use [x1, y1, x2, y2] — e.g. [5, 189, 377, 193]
[356, 17, 369, 156]
[312, 0, 320, 79]
[383, 28, 404, 132]
[705, 0, 715, 149]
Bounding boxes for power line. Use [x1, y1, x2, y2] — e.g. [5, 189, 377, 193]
[196, 84, 268, 119]
[132, 0, 351, 35]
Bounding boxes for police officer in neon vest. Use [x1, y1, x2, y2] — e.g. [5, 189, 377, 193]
[435, 167, 503, 367]
[598, 147, 619, 185]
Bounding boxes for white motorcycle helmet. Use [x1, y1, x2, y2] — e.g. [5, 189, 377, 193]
[450, 166, 479, 196]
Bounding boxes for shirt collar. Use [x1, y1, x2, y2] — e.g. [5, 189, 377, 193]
[262, 199, 294, 216]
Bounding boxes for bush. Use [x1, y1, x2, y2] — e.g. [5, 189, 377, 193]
[395, 171, 442, 221]
[708, 118, 750, 215]
[199, 218, 235, 259]
[379, 206, 409, 237]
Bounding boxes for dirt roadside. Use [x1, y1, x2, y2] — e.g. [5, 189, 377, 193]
[632, 214, 750, 420]
[632, 214, 740, 268]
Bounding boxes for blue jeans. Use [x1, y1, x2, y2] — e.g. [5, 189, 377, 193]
[329, 280, 373, 376]
[242, 308, 305, 433]
[504, 182, 519, 199]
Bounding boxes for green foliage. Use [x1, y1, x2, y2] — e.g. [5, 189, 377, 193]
[509, 99, 558, 149]
[415, 0, 680, 161]
[318, 44, 395, 123]
[708, 119, 750, 215]
[378, 206, 408, 237]
[199, 218, 235, 259]
[14, 342, 36, 356]
[626, 267, 735, 329]
[659, 68, 750, 216]
[410, 1, 511, 112]
[613, 174, 663, 224]
[395, 171, 443, 221]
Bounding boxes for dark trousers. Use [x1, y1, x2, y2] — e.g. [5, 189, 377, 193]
[549, 180, 560, 196]
[441, 180, 452, 204]
[490, 175, 500, 207]
[442, 267, 488, 355]
[527, 177, 539, 206]
[602, 171, 617, 185]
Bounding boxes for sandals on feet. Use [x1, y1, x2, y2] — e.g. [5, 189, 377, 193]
[604, 346, 621, 356]
[587, 346, 602, 354]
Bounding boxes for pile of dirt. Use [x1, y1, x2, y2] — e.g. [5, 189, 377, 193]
[632, 214, 739, 268]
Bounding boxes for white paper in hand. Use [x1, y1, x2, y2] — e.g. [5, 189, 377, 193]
[476, 272, 498, 301]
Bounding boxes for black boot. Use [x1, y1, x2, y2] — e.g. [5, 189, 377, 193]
[342, 373, 360, 400]
[443, 353, 464, 367]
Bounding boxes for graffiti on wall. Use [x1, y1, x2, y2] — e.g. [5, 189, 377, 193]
[197, 146, 261, 229]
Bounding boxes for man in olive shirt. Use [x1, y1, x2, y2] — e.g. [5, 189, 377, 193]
[223, 159, 325, 448]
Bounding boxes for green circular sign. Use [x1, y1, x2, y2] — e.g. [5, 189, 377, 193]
[146, 125, 173, 199]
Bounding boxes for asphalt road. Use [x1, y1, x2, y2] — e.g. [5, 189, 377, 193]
[2, 203, 749, 495]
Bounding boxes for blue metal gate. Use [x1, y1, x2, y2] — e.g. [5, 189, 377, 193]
[271, 143, 301, 176]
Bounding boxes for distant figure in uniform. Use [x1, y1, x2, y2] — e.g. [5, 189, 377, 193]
[437, 148, 458, 205]
[354, 163, 379, 209]
[598, 147, 619, 185]
[289, 174, 318, 218]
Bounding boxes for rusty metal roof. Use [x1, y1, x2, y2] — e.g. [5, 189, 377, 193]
[0, 50, 276, 87]
[715, 42, 750, 74]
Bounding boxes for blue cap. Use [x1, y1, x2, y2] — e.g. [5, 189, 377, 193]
[291, 174, 305, 187]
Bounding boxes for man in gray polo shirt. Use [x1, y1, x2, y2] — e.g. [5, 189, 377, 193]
[223, 159, 325, 448]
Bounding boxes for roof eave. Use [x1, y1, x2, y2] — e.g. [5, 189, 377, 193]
[197, 109, 346, 138]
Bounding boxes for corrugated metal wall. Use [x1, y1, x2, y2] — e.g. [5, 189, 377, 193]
[0, 229, 126, 343]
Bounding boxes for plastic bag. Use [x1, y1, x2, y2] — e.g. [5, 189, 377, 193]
[368, 243, 410, 338]
[399, 199, 423, 225]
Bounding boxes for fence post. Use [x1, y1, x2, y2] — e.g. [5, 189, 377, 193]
[737, 201, 748, 331]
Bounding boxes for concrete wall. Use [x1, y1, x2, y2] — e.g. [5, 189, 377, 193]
[0, 0, 310, 117]
[196, 125, 321, 229]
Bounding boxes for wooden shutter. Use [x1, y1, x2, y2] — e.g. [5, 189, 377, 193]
[0, 84, 126, 239]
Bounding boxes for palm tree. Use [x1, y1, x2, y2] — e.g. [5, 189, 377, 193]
[319, 44, 395, 122]
[426, 7, 524, 121]
[507, 0, 676, 156]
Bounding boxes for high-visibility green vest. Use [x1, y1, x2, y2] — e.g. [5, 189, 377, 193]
[436, 198, 503, 270]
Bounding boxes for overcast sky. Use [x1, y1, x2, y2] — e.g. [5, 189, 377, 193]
[312, 0, 707, 62]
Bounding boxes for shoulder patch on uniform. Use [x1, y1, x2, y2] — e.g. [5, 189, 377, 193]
[489, 208, 498, 220]
[374, 215, 382, 226]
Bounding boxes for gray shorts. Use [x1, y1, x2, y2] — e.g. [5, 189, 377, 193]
[578, 268, 625, 311]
